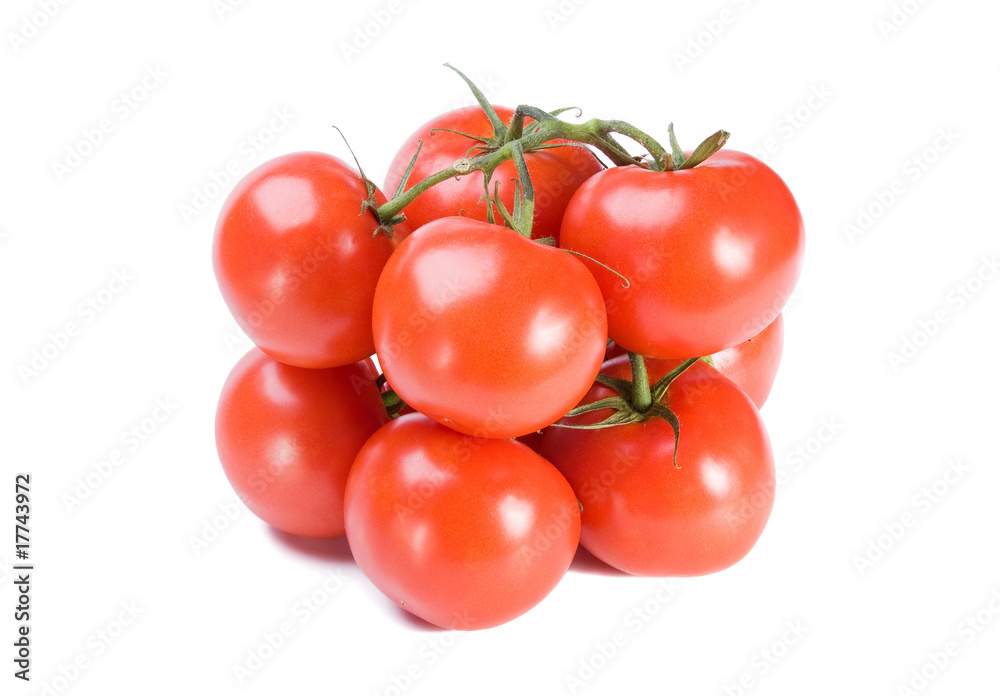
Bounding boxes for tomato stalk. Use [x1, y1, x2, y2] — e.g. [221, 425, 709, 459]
[381, 389, 407, 419]
[375, 68, 701, 227]
[375, 117, 730, 228]
[628, 352, 652, 411]
[373, 67, 733, 235]
[374, 116, 644, 224]
[491, 140, 536, 238]
[376, 374, 409, 419]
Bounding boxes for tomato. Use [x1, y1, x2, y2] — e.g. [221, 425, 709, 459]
[604, 339, 626, 362]
[708, 313, 783, 409]
[540, 358, 774, 576]
[344, 413, 580, 630]
[559, 150, 804, 358]
[215, 348, 388, 538]
[372, 217, 608, 439]
[384, 105, 603, 242]
[515, 429, 545, 454]
[604, 313, 784, 409]
[214, 152, 409, 369]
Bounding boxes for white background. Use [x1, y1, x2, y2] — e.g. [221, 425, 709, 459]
[2, 0, 999, 694]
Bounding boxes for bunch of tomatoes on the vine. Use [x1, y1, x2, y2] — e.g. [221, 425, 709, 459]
[212, 67, 804, 630]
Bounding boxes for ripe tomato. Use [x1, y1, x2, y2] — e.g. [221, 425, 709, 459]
[540, 358, 774, 576]
[559, 150, 804, 358]
[384, 105, 603, 242]
[214, 152, 409, 369]
[372, 217, 608, 439]
[604, 313, 784, 409]
[215, 348, 388, 538]
[344, 413, 580, 630]
[708, 313, 783, 409]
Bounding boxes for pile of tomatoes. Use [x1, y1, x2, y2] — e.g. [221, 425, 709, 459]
[212, 79, 804, 631]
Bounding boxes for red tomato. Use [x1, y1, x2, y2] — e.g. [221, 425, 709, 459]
[345, 413, 580, 629]
[372, 217, 608, 439]
[604, 339, 626, 362]
[384, 105, 603, 242]
[214, 152, 409, 369]
[540, 358, 774, 576]
[559, 150, 804, 358]
[604, 313, 784, 409]
[708, 313, 783, 409]
[515, 429, 545, 454]
[215, 348, 388, 538]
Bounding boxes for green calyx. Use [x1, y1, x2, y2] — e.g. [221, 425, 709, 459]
[663, 123, 731, 171]
[551, 354, 699, 468]
[328, 125, 404, 238]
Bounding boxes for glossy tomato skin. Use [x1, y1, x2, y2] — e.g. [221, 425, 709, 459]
[215, 348, 388, 538]
[540, 358, 774, 576]
[345, 413, 581, 630]
[709, 313, 784, 409]
[560, 150, 804, 358]
[384, 105, 603, 243]
[373, 217, 607, 439]
[604, 313, 784, 409]
[214, 152, 409, 369]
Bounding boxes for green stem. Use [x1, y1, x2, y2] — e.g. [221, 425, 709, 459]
[599, 120, 671, 171]
[381, 387, 407, 419]
[375, 115, 667, 222]
[510, 141, 535, 237]
[628, 352, 652, 412]
[378, 165, 469, 221]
